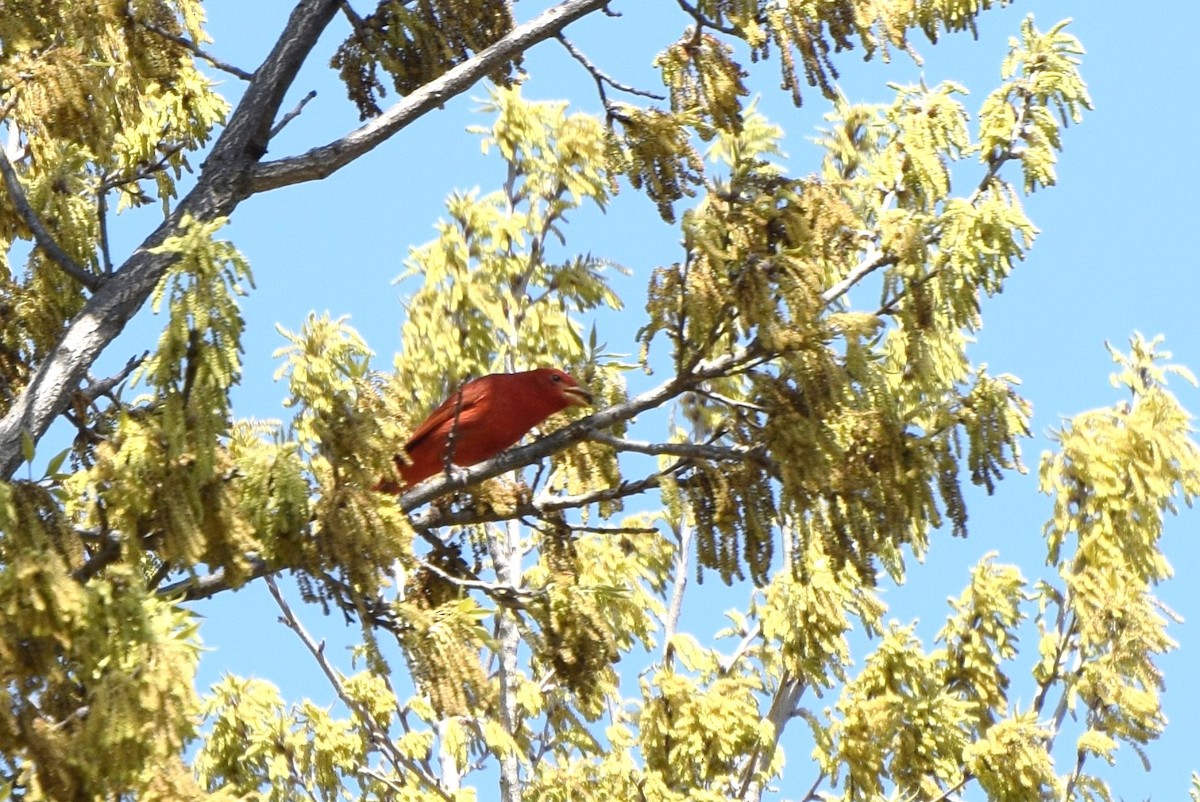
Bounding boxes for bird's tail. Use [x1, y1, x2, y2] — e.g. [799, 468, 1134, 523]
[373, 454, 414, 494]
[372, 477, 405, 494]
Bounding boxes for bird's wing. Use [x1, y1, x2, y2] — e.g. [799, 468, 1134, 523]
[402, 379, 489, 453]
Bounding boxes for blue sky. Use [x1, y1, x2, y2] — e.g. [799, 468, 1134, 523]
[99, 1, 1200, 798]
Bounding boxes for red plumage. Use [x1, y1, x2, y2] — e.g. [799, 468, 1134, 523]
[375, 368, 592, 493]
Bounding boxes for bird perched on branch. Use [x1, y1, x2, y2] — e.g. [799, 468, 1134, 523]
[374, 368, 593, 493]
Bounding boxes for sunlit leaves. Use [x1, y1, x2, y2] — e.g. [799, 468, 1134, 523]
[829, 624, 975, 800]
[964, 712, 1057, 802]
[399, 88, 623, 390]
[978, 16, 1093, 192]
[0, 1, 226, 406]
[1034, 335, 1200, 796]
[936, 554, 1027, 727]
[275, 313, 413, 600]
[196, 675, 371, 800]
[606, 105, 705, 224]
[84, 216, 259, 578]
[656, 32, 748, 134]
[757, 544, 885, 688]
[332, 0, 517, 119]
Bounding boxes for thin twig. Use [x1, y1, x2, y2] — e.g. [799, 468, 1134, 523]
[0, 147, 101, 291]
[138, 19, 254, 80]
[95, 189, 114, 274]
[585, 430, 756, 462]
[929, 772, 972, 802]
[556, 35, 664, 102]
[661, 519, 692, 668]
[99, 142, 187, 193]
[415, 553, 536, 610]
[412, 466, 684, 530]
[79, 352, 147, 405]
[156, 557, 271, 601]
[264, 574, 453, 801]
[798, 769, 828, 802]
[270, 90, 318, 138]
[336, 0, 371, 39]
[718, 620, 760, 674]
[674, 0, 739, 36]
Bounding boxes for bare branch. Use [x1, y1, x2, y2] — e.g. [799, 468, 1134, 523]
[251, 0, 614, 192]
[415, 553, 536, 610]
[409, 468, 679, 530]
[155, 557, 271, 601]
[138, 19, 255, 81]
[819, 241, 896, 308]
[96, 189, 114, 274]
[586, 430, 757, 462]
[270, 90, 318, 139]
[79, 351, 146, 405]
[556, 35, 665, 103]
[0, 147, 101, 291]
[738, 673, 806, 800]
[71, 531, 122, 584]
[264, 575, 453, 800]
[674, 0, 740, 36]
[929, 774, 973, 802]
[662, 519, 692, 667]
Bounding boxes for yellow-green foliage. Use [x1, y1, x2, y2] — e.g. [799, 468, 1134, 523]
[639, 641, 769, 794]
[0, 0, 226, 403]
[275, 314, 415, 608]
[1037, 335, 1200, 781]
[655, 32, 748, 134]
[935, 554, 1027, 728]
[3, 2, 1192, 801]
[638, 24, 1074, 586]
[196, 675, 378, 801]
[758, 542, 885, 690]
[964, 712, 1058, 802]
[606, 105, 705, 224]
[332, 0, 518, 119]
[82, 217, 260, 580]
[0, 482, 202, 800]
[828, 624, 975, 799]
[978, 17, 1092, 193]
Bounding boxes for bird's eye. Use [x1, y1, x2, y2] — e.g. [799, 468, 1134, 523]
[551, 373, 562, 382]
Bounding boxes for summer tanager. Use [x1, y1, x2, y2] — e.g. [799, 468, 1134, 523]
[374, 368, 593, 493]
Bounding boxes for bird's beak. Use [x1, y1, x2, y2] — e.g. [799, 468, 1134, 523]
[563, 385, 593, 408]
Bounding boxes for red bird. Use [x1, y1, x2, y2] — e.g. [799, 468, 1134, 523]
[375, 368, 593, 493]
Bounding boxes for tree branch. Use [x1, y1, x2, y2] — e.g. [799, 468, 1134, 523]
[556, 34, 665, 105]
[138, 19, 255, 81]
[250, 0, 614, 192]
[0, 0, 341, 479]
[270, 89, 318, 139]
[0, 147, 102, 291]
[264, 575, 453, 800]
[156, 556, 272, 601]
[398, 342, 763, 511]
[738, 673, 806, 801]
[410, 468, 680, 530]
[662, 519, 692, 668]
[585, 430, 757, 462]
